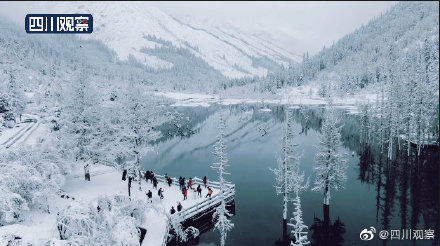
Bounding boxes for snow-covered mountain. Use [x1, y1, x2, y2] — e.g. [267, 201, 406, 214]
[255, 1, 439, 94]
[34, 2, 299, 79]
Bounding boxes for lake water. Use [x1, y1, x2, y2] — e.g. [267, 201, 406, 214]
[142, 104, 439, 246]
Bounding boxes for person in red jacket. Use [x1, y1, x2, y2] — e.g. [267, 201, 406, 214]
[182, 187, 188, 200]
[188, 178, 193, 190]
[205, 187, 213, 198]
[203, 176, 207, 188]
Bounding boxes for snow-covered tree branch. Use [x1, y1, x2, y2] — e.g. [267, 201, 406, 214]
[212, 112, 234, 246]
[312, 104, 347, 205]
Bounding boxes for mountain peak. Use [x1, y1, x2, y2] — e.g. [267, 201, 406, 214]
[34, 2, 298, 78]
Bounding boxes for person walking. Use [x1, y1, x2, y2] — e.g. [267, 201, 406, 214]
[188, 177, 193, 190]
[167, 177, 172, 187]
[182, 187, 188, 200]
[203, 176, 207, 188]
[177, 202, 182, 212]
[205, 187, 213, 198]
[146, 190, 152, 200]
[153, 176, 158, 189]
[122, 169, 127, 181]
[150, 171, 155, 183]
[178, 177, 183, 190]
[197, 184, 202, 197]
[158, 188, 164, 199]
[145, 170, 151, 182]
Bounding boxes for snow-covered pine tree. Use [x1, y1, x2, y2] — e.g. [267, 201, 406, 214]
[288, 166, 310, 246]
[117, 81, 168, 190]
[59, 67, 102, 179]
[422, 37, 439, 145]
[400, 51, 415, 157]
[312, 104, 347, 205]
[289, 196, 310, 246]
[272, 109, 298, 229]
[375, 83, 387, 155]
[212, 112, 234, 246]
[4, 70, 25, 123]
[412, 42, 434, 155]
[359, 104, 372, 147]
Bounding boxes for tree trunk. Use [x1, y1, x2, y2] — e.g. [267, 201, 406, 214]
[128, 177, 132, 197]
[323, 184, 330, 205]
[138, 169, 142, 191]
[283, 193, 288, 220]
[122, 169, 127, 181]
[282, 218, 288, 246]
[323, 204, 330, 226]
[407, 120, 411, 156]
[388, 134, 393, 160]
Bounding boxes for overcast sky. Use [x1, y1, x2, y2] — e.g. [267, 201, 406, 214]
[0, 1, 397, 54]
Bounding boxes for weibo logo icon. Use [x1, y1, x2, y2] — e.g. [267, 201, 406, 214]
[360, 227, 376, 241]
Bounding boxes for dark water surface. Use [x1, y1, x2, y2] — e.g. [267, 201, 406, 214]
[142, 104, 439, 246]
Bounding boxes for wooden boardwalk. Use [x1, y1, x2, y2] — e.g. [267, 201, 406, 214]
[154, 174, 235, 245]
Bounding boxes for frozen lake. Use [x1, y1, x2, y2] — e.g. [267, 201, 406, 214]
[142, 104, 439, 246]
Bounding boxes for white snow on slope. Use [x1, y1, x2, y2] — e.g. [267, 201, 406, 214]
[177, 16, 300, 66]
[32, 2, 297, 78]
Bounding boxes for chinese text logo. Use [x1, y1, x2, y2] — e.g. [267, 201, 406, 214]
[360, 227, 435, 241]
[25, 14, 93, 34]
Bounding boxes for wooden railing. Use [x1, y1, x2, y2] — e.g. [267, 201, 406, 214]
[155, 174, 235, 246]
[178, 186, 235, 221]
[161, 220, 171, 246]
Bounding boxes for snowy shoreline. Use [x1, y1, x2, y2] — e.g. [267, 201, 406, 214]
[155, 86, 378, 109]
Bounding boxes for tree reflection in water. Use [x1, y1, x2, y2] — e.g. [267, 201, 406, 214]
[358, 141, 439, 246]
[310, 204, 346, 246]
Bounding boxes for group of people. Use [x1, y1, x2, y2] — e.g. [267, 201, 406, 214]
[145, 170, 158, 189]
[145, 187, 164, 201]
[165, 173, 173, 187]
[170, 202, 183, 214]
[122, 169, 215, 213]
[179, 177, 214, 201]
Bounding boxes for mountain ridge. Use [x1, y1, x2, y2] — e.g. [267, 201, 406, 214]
[33, 1, 298, 79]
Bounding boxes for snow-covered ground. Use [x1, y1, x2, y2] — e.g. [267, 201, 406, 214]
[65, 165, 218, 245]
[279, 85, 377, 105]
[0, 212, 61, 245]
[0, 163, 219, 245]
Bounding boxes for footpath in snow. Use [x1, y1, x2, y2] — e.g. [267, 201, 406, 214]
[0, 114, 40, 149]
